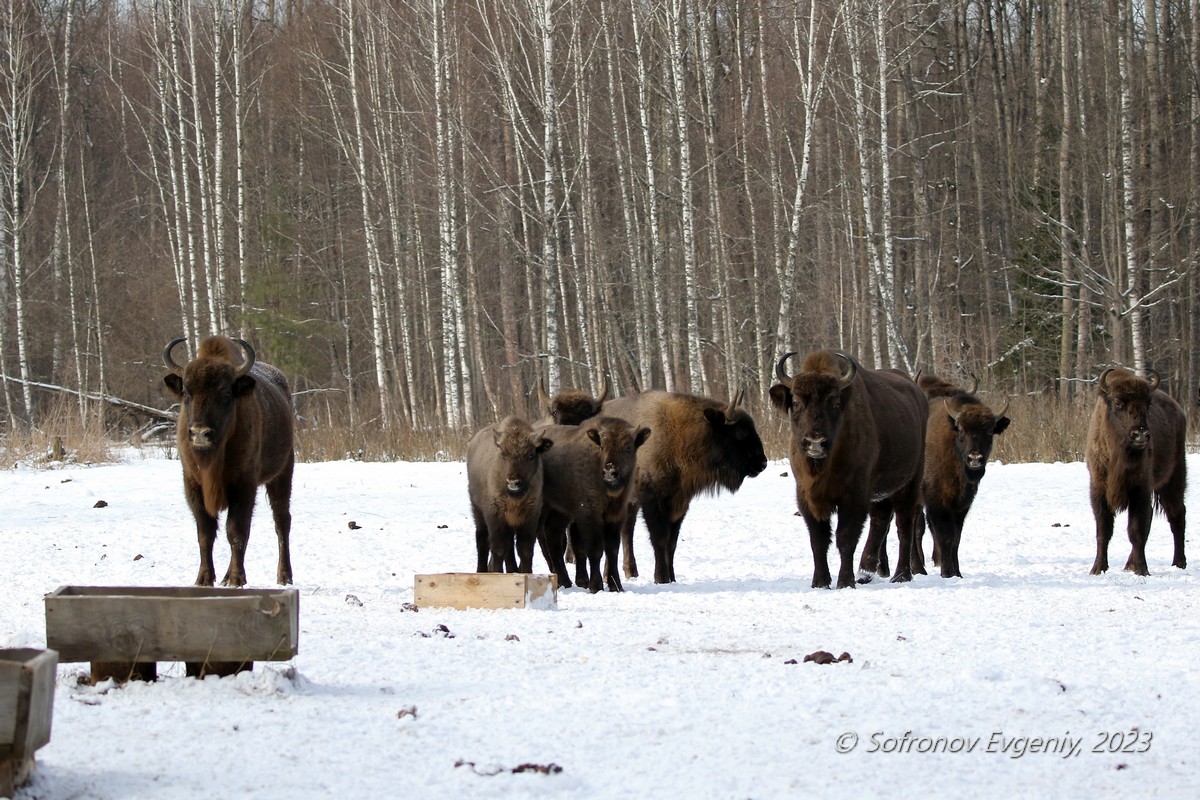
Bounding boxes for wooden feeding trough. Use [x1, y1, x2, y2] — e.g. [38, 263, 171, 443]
[414, 573, 557, 610]
[0, 648, 58, 796]
[44, 586, 299, 682]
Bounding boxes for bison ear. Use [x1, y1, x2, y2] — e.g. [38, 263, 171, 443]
[768, 384, 792, 412]
[233, 374, 257, 398]
[586, 428, 602, 447]
[993, 415, 1011, 435]
[702, 407, 728, 428]
[945, 413, 959, 432]
[164, 374, 184, 399]
[634, 426, 651, 449]
[537, 437, 553, 454]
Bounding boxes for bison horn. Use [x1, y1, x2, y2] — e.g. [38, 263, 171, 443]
[944, 398, 963, 425]
[163, 338, 188, 375]
[966, 372, 979, 395]
[233, 338, 256, 378]
[727, 388, 746, 415]
[1097, 367, 1115, 395]
[994, 397, 1010, 419]
[538, 377, 552, 410]
[1145, 369, 1161, 392]
[834, 352, 857, 390]
[596, 375, 611, 405]
[775, 352, 797, 384]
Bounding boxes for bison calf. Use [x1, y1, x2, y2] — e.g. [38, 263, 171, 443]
[770, 351, 927, 589]
[538, 417, 650, 592]
[467, 416, 552, 574]
[538, 377, 610, 426]
[1086, 367, 1187, 576]
[163, 336, 295, 587]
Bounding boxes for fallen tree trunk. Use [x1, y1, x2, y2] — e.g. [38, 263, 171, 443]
[1, 375, 177, 423]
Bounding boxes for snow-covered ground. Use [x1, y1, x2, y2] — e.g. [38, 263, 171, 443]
[2, 450, 1197, 799]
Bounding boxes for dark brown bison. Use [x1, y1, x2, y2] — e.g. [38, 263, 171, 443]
[538, 377, 610, 426]
[770, 351, 927, 589]
[1086, 367, 1187, 576]
[537, 417, 651, 592]
[163, 336, 295, 587]
[467, 416, 552, 573]
[602, 389, 768, 584]
[863, 373, 1011, 579]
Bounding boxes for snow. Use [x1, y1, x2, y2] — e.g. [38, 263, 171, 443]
[2, 450, 1198, 799]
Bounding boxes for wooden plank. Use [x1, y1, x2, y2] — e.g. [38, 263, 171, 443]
[414, 573, 557, 610]
[44, 586, 299, 664]
[0, 649, 57, 762]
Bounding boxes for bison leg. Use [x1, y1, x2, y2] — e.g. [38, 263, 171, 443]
[640, 500, 680, 584]
[1089, 486, 1115, 575]
[537, 512, 573, 589]
[185, 479, 219, 587]
[265, 457, 294, 585]
[889, 484, 923, 584]
[603, 521, 624, 592]
[514, 521, 538, 574]
[620, 502, 640, 579]
[1123, 489, 1153, 576]
[472, 507, 490, 572]
[859, 501, 892, 579]
[799, 505, 834, 590]
[1158, 467, 1187, 570]
[833, 508, 868, 589]
[221, 484, 256, 587]
[911, 508, 928, 575]
[925, 504, 962, 578]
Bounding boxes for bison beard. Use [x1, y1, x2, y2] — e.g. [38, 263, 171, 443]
[1086, 367, 1187, 576]
[770, 350, 927, 589]
[601, 390, 768, 584]
[163, 336, 296, 587]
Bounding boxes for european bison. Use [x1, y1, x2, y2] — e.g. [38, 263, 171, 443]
[163, 336, 295, 587]
[466, 416, 552, 573]
[1086, 367, 1187, 576]
[538, 377, 610, 426]
[537, 417, 651, 592]
[863, 373, 1011, 578]
[770, 350, 927, 589]
[602, 389, 768, 584]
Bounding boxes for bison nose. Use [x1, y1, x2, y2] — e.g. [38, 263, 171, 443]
[1130, 427, 1150, 447]
[802, 435, 829, 459]
[506, 477, 525, 495]
[188, 425, 214, 449]
[966, 452, 985, 469]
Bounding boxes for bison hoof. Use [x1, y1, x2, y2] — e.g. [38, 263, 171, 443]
[1089, 564, 1107, 575]
[889, 571, 912, 584]
[855, 573, 875, 585]
[1173, 558, 1187, 569]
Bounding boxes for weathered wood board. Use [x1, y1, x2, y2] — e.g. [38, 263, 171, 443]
[44, 586, 299, 665]
[415, 573, 557, 610]
[0, 648, 58, 796]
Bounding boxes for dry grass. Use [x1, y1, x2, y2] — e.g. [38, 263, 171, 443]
[0, 401, 117, 467]
[5, 391, 1195, 467]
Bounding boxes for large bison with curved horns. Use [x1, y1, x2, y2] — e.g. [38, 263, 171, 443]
[163, 336, 296, 587]
[1086, 366, 1187, 576]
[770, 350, 927, 588]
[602, 389, 768, 584]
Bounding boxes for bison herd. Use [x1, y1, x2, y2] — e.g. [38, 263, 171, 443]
[162, 337, 1188, 592]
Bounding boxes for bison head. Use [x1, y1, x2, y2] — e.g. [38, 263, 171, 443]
[702, 389, 769, 491]
[585, 417, 651, 491]
[163, 337, 257, 455]
[945, 397, 1011, 481]
[769, 351, 856, 466]
[538, 377, 611, 425]
[492, 416, 552, 497]
[1097, 367, 1160, 452]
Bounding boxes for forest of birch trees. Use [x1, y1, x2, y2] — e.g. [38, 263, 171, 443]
[1, 0, 1198, 439]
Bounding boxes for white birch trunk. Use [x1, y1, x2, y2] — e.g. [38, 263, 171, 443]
[1116, 0, 1145, 371]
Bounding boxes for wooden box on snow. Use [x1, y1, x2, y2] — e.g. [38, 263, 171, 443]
[44, 586, 299, 675]
[0, 648, 58, 796]
[415, 573, 557, 610]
